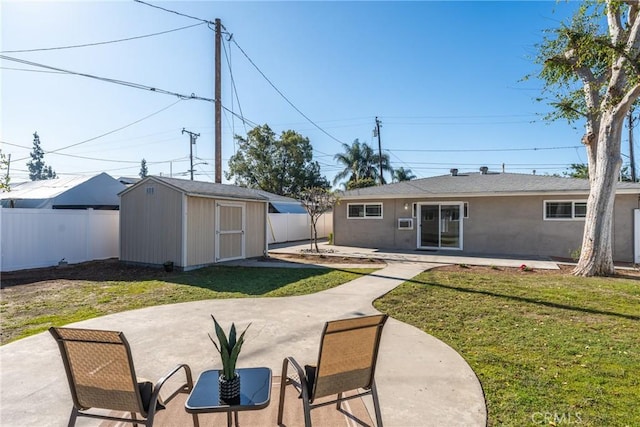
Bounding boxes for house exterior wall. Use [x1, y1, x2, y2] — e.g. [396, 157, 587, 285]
[334, 194, 639, 262]
[120, 181, 183, 266]
[612, 194, 639, 262]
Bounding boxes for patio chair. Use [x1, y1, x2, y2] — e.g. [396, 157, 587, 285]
[277, 314, 388, 427]
[49, 327, 198, 427]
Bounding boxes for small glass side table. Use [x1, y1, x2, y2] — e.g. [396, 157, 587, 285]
[185, 367, 272, 427]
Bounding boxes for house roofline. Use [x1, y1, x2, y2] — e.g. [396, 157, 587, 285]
[337, 188, 640, 200]
[118, 176, 268, 202]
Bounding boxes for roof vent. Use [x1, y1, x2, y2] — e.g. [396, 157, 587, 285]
[479, 166, 489, 175]
[450, 168, 458, 176]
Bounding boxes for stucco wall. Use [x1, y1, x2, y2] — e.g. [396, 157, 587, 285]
[334, 194, 639, 262]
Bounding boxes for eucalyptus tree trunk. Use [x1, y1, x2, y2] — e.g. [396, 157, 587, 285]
[574, 112, 623, 276]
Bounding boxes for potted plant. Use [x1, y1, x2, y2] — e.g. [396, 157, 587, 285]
[209, 315, 251, 402]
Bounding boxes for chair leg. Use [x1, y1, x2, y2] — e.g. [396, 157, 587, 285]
[191, 413, 200, 427]
[370, 380, 383, 427]
[277, 358, 289, 425]
[67, 407, 78, 427]
[336, 392, 343, 410]
[302, 399, 312, 427]
[131, 411, 138, 427]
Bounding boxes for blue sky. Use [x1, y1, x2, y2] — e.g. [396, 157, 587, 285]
[2, 1, 633, 187]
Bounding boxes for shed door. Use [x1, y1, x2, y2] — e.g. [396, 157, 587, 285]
[216, 202, 245, 262]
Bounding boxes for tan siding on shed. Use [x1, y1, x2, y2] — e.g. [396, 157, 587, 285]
[245, 202, 267, 258]
[186, 197, 216, 266]
[120, 181, 183, 266]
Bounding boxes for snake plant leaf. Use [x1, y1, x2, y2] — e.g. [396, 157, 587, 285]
[209, 315, 251, 380]
[229, 323, 237, 349]
[212, 315, 230, 351]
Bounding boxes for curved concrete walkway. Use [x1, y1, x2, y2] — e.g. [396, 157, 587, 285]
[0, 260, 487, 427]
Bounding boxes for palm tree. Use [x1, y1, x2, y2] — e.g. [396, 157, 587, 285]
[392, 167, 416, 182]
[333, 139, 392, 187]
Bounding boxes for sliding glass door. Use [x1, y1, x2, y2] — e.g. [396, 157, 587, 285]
[418, 203, 463, 250]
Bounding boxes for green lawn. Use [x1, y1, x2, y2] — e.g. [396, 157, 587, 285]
[374, 266, 640, 427]
[0, 265, 376, 345]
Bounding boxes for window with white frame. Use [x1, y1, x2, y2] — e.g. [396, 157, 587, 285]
[348, 203, 383, 219]
[544, 200, 587, 220]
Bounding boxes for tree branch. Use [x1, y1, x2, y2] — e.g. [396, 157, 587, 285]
[614, 82, 640, 118]
[607, 1, 624, 45]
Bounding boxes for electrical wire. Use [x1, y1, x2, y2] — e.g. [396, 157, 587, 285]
[0, 22, 205, 53]
[0, 55, 216, 102]
[0, 66, 66, 74]
[387, 146, 582, 153]
[229, 35, 347, 146]
[133, 0, 215, 25]
[10, 99, 184, 162]
[222, 33, 248, 136]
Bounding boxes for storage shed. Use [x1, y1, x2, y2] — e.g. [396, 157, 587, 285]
[119, 176, 269, 270]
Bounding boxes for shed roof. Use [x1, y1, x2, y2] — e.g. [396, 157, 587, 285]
[0, 173, 125, 208]
[122, 176, 269, 201]
[340, 172, 640, 199]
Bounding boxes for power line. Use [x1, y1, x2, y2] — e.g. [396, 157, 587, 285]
[133, 0, 215, 25]
[383, 114, 537, 119]
[0, 55, 216, 102]
[229, 35, 347, 146]
[0, 66, 66, 74]
[222, 33, 248, 136]
[386, 146, 582, 153]
[10, 99, 184, 162]
[0, 22, 205, 53]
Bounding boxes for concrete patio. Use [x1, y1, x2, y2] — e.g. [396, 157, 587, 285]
[0, 242, 555, 426]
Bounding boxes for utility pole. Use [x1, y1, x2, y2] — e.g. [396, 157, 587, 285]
[375, 117, 383, 185]
[182, 128, 200, 180]
[629, 108, 637, 182]
[215, 18, 222, 183]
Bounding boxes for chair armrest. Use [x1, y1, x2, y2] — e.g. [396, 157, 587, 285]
[283, 356, 306, 383]
[282, 356, 312, 402]
[153, 364, 194, 406]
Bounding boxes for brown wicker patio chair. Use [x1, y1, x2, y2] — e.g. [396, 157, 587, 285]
[277, 314, 388, 427]
[50, 327, 198, 427]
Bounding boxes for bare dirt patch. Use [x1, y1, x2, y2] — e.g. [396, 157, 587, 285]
[267, 253, 386, 265]
[431, 263, 640, 279]
[0, 259, 172, 288]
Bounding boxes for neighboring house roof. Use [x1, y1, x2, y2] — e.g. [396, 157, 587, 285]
[120, 176, 269, 201]
[0, 173, 126, 209]
[339, 172, 640, 199]
[252, 189, 308, 213]
[117, 176, 141, 186]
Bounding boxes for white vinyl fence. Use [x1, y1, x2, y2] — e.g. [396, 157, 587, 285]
[1, 208, 119, 272]
[267, 212, 332, 244]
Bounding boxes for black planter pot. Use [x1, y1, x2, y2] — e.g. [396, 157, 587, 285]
[163, 261, 174, 272]
[219, 373, 240, 403]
